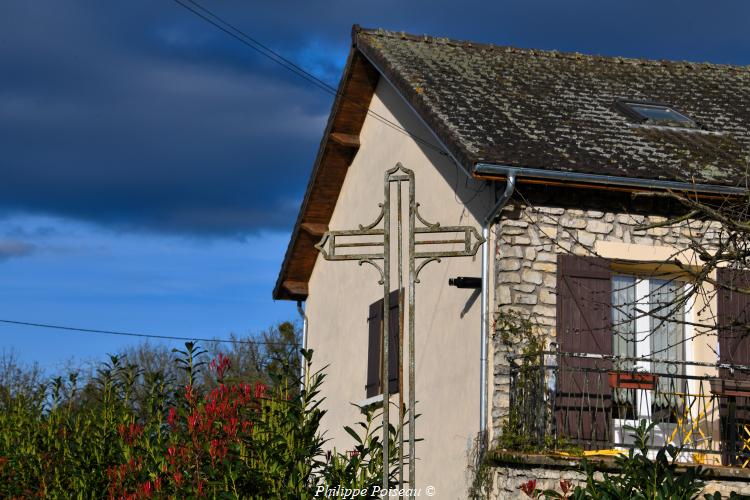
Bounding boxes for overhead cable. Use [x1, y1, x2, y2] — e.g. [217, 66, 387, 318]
[169, 0, 450, 156]
[0, 319, 292, 347]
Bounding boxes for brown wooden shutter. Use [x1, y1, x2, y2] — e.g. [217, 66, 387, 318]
[365, 290, 400, 398]
[555, 254, 613, 449]
[717, 268, 750, 464]
[366, 300, 382, 398]
[718, 268, 750, 370]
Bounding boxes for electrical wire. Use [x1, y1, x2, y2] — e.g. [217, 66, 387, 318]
[0, 6, 473, 355]
[0, 319, 290, 347]
[170, 0, 451, 157]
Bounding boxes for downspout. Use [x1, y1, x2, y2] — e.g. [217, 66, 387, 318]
[480, 170, 517, 449]
[296, 300, 308, 391]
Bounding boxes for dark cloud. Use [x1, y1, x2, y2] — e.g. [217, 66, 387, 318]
[0, 240, 35, 261]
[3, 224, 58, 239]
[0, 0, 748, 237]
[0, 1, 328, 236]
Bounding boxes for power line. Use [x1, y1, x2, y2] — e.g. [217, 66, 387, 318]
[0, 319, 292, 347]
[183, 0, 337, 94]
[5, 6, 465, 352]
[168, 0, 450, 157]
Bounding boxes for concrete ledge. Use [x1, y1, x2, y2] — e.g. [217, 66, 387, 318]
[488, 449, 750, 482]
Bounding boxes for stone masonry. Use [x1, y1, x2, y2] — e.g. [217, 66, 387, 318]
[491, 461, 750, 499]
[491, 201, 723, 435]
[487, 199, 744, 498]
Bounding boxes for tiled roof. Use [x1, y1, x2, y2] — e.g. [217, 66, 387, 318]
[356, 28, 750, 187]
[273, 28, 750, 300]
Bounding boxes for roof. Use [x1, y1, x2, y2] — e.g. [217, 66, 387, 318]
[274, 27, 750, 301]
[273, 43, 379, 301]
[357, 28, 750, 186]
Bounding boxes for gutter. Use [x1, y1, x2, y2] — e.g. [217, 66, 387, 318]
[480, 170, 517, 449]
[474, 163, 747, 196]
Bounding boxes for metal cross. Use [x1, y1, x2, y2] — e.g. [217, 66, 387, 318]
[314, 163, 484, 494]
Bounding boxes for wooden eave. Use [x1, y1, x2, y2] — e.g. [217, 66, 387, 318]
[273, 44, 380, 301]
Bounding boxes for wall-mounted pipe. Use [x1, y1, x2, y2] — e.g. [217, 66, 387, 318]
[480, 170, 517, 450]
[448, 276, 482, 289]
[296, 300, 308, 390]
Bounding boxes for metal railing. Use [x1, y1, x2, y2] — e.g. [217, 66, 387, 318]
[507, 351, 750, 467]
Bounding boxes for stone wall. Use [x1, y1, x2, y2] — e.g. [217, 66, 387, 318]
[492, 462, 584, 499]
[491, 201, 722, 435]
[491, 460, 750, 499]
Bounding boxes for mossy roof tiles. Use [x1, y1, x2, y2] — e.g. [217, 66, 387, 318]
[355, 27, 750, 187]
[273, 28, 750, 300]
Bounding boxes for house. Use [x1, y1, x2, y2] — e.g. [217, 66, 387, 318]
[274, 26, 750, 498]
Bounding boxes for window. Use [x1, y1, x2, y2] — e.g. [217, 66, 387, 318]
[615, 100, 696, 127]
[554, 255, 693, 449]
[365, 290, 400, 398]
[554, 254, 750, 462]
[612, 276, 686, 369]
[611, 276, 687, 422]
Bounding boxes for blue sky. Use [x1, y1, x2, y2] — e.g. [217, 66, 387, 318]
[1, 0, 749, 371]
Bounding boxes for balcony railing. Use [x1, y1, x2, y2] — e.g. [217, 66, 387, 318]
[507, 351, 750, 467]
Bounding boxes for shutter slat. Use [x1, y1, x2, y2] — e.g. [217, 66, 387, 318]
[718, 268, 750, 368]
[366, 300, 382, 398]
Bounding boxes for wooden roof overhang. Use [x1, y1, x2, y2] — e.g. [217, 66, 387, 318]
[273, 42, 380, 301]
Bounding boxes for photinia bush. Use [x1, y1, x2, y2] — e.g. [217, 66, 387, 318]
[0, 344, 402, 499]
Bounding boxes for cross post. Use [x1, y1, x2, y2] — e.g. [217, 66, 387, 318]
[315, 163, 484, 496]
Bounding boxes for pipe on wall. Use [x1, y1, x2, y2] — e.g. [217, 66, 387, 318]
[479, 170, 517, 449]
[296, 300, 308, 390]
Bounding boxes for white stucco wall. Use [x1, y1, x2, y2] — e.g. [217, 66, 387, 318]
[305, 78, 494, 499]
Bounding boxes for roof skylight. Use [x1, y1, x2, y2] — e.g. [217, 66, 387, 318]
[616, 100, 697, 128]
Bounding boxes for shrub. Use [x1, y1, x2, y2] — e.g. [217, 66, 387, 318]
[0, 344, 401, 499]
[518, 420, 742, 500]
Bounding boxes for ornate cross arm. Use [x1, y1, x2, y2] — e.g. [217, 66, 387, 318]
[314, 204, 387, 284]
[411, 202, 485, 280]
[313, 228, 384, 261]
[414, 226, 484, 258]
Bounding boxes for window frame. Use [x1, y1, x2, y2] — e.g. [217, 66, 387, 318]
[614, 99, 698, 128]
[611, 275, 692, 369]
[609, 274, 697, 452]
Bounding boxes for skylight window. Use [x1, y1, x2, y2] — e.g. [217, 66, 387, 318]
[615, 100, 697, 128]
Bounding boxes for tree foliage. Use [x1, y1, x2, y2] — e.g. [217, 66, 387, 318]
[0, 336, 400, 499]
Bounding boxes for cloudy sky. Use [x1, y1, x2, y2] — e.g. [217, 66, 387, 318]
[1, 0, 748, 371]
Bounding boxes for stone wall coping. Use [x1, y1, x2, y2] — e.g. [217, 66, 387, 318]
[488, 450, 750, 482]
